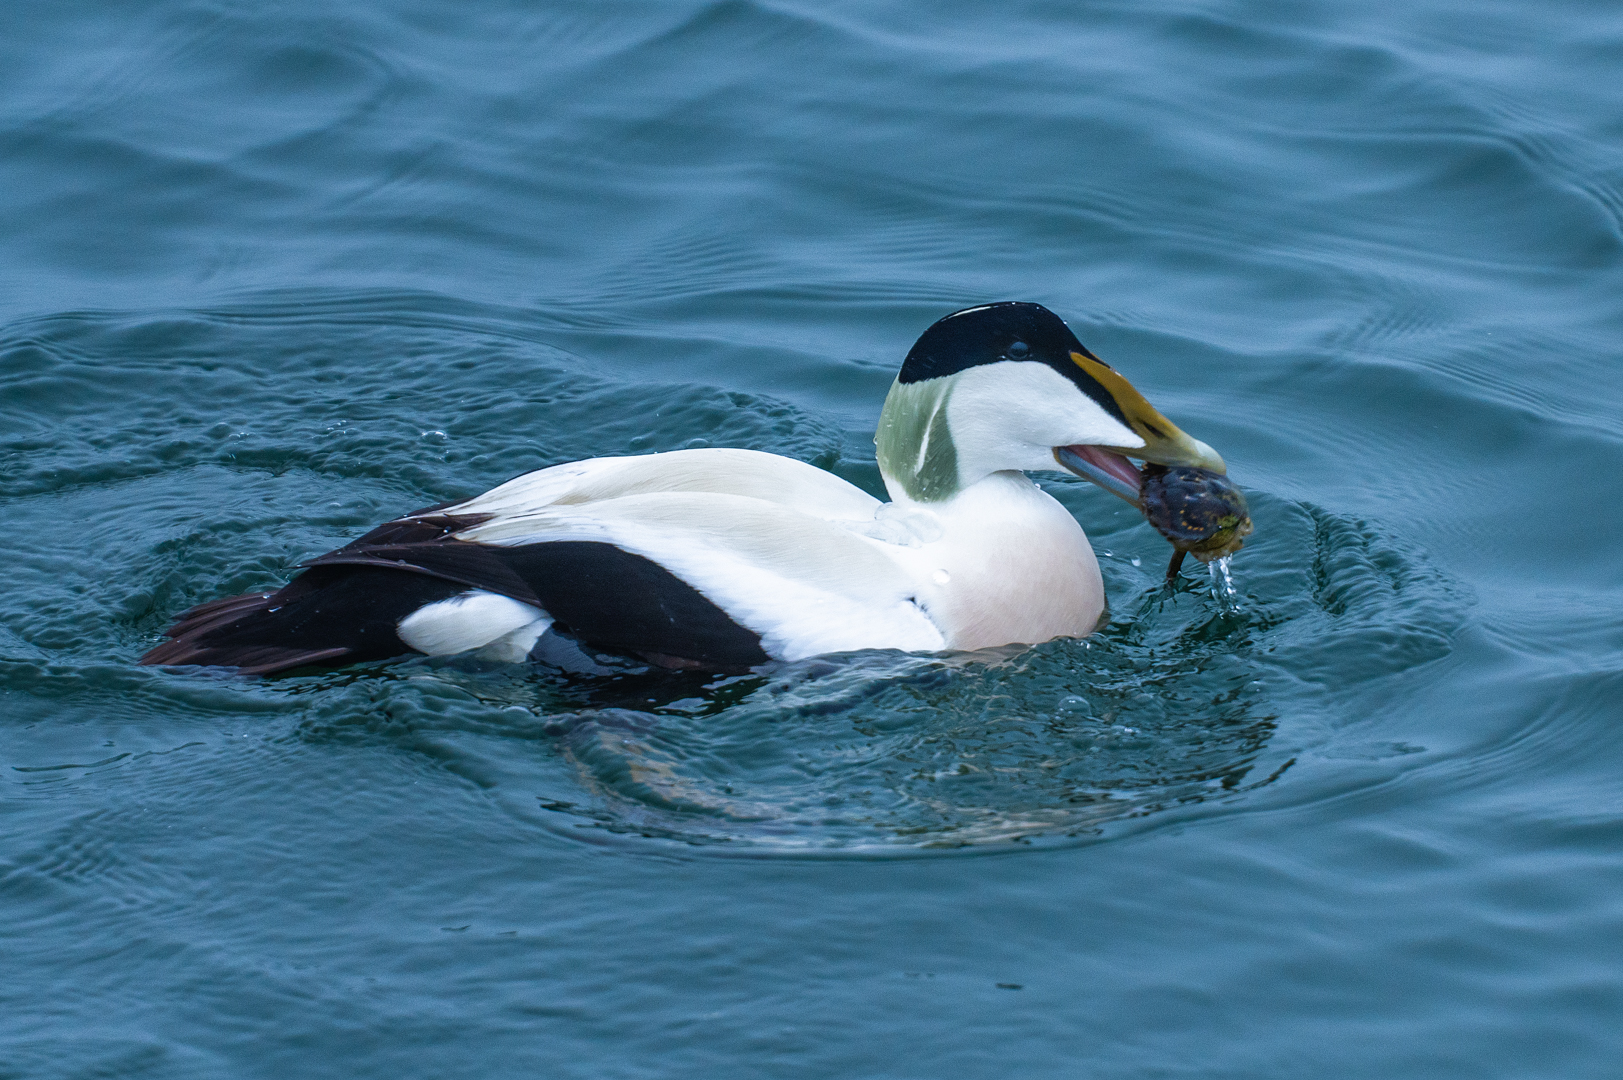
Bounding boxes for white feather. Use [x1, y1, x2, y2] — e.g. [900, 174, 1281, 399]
[396, 590, 552, 658]
[441, 448, 880, 523]
[475, 618, 554, 663]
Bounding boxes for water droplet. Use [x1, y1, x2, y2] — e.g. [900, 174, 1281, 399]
[931, 569, 950, 585]
[1208, 555, 1240, 613]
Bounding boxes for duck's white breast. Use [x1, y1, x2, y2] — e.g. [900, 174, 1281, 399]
[877, 472, 1105, 652]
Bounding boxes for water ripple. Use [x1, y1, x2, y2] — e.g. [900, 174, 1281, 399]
[5, 0, 1623, 1070]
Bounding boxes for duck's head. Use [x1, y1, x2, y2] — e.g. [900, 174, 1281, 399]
[875, 302, 1223, 505]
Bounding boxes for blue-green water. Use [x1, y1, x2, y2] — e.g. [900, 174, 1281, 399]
[4, 0, 1623, 1075]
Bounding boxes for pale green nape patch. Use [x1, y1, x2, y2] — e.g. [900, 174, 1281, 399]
[874, 376, 960, 502]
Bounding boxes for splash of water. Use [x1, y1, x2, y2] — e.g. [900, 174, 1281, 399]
[1209, 555, 1241, 613]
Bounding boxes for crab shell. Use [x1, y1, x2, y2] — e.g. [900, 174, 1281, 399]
[1139, 464, 1254, 563]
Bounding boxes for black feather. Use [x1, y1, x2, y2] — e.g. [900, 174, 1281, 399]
[142, 514, 770, 674]
[140, 566, 471, 674]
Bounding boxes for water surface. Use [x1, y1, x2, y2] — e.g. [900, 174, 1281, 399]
[4, 1, 1623, 1076]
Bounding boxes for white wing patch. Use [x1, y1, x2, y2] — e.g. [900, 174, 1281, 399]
[441, 448, 880, 523]
[397, 590, 552, 660]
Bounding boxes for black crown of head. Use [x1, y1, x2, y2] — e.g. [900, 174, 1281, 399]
[898, 302, 1128, 427]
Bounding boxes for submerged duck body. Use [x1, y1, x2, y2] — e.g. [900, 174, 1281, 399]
[140, 303, 1225, 675]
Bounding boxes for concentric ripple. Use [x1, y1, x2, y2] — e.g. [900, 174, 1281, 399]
[274, 494, 1467, 853]
[1, 300, 1473, 853]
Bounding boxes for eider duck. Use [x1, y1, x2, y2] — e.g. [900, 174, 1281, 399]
[139, 302, 1225, 675]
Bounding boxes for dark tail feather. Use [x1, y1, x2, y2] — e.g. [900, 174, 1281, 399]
[139, 590, 356, 674]
[149, 591, 277, 643]
[138, 566, 468, 676]
[140, 637, 353, 675]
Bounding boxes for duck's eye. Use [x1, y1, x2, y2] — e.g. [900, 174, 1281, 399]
[1007, 341, 1029, 358]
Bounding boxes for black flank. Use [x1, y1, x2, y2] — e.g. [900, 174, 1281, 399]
[502, 541, 769, 669]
